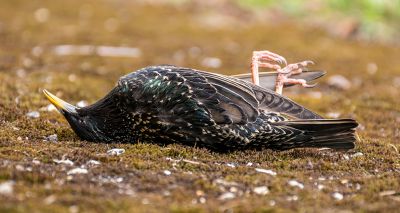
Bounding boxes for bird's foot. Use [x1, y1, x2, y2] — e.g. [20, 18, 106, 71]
[275, 60, 316, 95]
[250, 50, 316, 95]
[251, 50, 287, 85]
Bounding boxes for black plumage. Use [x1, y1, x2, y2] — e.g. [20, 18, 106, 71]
[44, 65, 358, 151]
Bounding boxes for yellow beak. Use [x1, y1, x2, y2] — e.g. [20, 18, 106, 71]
[43, 89, 77, 113]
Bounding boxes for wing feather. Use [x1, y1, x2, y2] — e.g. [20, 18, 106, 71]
[232, 70, 325, 90]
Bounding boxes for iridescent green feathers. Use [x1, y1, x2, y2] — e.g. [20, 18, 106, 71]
[50, 65, 357, 151]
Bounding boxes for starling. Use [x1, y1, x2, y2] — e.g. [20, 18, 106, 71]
[44, 65, 358, 151]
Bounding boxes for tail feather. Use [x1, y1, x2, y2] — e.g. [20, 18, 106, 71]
[272, 119, 358, 150]
[232, 70, 326, 91]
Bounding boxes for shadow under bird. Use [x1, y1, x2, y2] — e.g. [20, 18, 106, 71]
[44, 65, 358, 151]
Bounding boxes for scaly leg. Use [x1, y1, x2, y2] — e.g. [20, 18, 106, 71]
[251, 51, 287, 85]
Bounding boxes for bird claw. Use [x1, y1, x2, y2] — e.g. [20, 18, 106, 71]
[302, 82, 317, 88]
[255, 50, 288, 66]
[250, 50, 317, 95]
[279, 60, 314, 75]
[251, 50, 289, 85]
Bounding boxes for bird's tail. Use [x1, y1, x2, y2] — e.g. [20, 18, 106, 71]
[232, 70, 325, 91]
[270, 119, 358, 150]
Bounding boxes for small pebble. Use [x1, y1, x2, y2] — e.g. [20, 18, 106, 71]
[0, 181, 14, 195]
[107, 148, 125, 156]
[332, 192, 344, 200]
[98, 176, 123, 184]
[43, 195, 56, 205]
[286, 195, 298, 201]
[31, 46, 44, 57]
[163, 170, 172, 176]
[188, 46, 201, 57]
[34, 8, 50, 23]
[351, 152, 364, 157]
[163, 190, 171, 196]
[76, 100, 88, 108]
[229, 186, 238, 193]
[355, 183, 362, 190]
[288, 180, 304, 189]
[23, 57, 34, 68]
[306, 160, 314, 169]
[67, 168, 88, 175]
[68, 74, 77, 82]
[379, 190, 396, 197]
[201, 57, 222, 68]
[196, 190, 205, 196]
[41, 104, 57, 112]
[199, 197, 206, 204]
[307, 91, 322, 99]
[87, 160, 101, 165]
[45, 134, 58, 142]
[15, 165, 25, 171]
[226, 163, 236, 168]
[269, 200, 276, 206]
[218, 192, 236, 200]
[53, 159, 74, 166]
[69, 205, 79, 213]
[214, 178, 239, 187]
[255, 168, 277, 176]
[326, 112, 341, 119]
[366, 62, 378, 75]
[16, 69, 26, 78]
[253, 186, 269, 195]
[327, 75, 352, 90]
[26, 111, 40, 118]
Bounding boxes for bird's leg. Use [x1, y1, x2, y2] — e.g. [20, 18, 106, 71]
[250, 51, 316, 95]
[251, 50, 287, 85]
[275, 60, 316, 95]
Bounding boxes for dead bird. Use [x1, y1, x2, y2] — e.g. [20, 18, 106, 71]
[44, 51, 358, 151]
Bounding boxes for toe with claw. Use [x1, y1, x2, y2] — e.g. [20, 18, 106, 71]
[275, 60, 316, 95]
[251, 50, 287, 85]
[250, 50, 317, 95]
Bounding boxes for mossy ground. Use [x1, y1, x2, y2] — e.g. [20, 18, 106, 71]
[0, 0, 399, 212]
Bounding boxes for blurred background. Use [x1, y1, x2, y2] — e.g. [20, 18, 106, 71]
[1, 0, 399, 120]
[1, 0, 400, 212]
[1, 0, 399, 74]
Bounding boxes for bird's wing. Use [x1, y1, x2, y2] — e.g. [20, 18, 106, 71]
[175, 67, 260, 124]
[231, 70, 325, 91]
[176, 67, 323, 122]
[251, 84, 323, 119]
[122, 66, 322, 125]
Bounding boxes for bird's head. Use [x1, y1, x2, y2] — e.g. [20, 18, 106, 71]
[43, 89, 125, 142]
